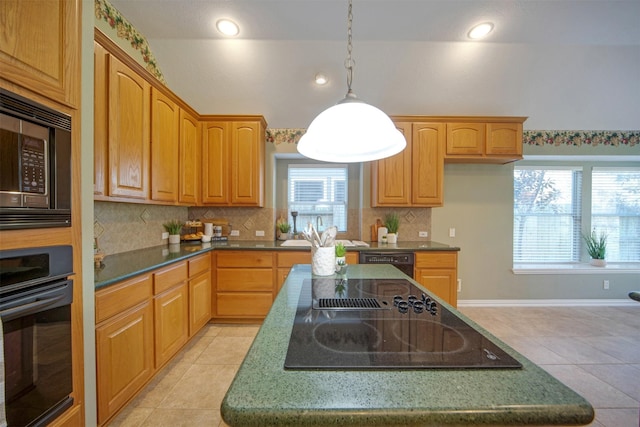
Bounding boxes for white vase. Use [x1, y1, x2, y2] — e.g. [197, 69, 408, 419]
[386, 233, 398, 244]
[168, 234, 181, 244]
[590, 258, 606, 267]
[311, 246, 336, 276]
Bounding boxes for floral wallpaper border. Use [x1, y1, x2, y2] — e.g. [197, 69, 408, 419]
[266, 129, 640, 148]
[95, 0, 166, 84]
[523, 130, 638, 147]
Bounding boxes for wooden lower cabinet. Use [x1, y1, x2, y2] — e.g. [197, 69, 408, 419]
[96, 301, 154, 425]
[414, 251, 458, 307]
[95, 254, 212, 425]
[276, 251, 359, 290]
[189, 255, 212, 336]
[154, 283, 189, 368]
[213, 251, 275, 321]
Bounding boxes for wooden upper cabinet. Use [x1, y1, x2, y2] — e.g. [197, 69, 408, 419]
[371, 122, 444, 207]
[486, 122, 523, 157]
[108, 55, 150, 200]
[371, 122, 412, 206]
[179, 109, 201, 205]
[94, 41, 109, 198]
[444, 118, 526, 163]
[151, 88, 180, 203]
[0, 0, 80, 107]
[201, 118, 266, 207]
[412, 123, 445, 206]
[202, 121, 229, 204]
[446, 123, 485, 156]
[230, 121, 265, 206]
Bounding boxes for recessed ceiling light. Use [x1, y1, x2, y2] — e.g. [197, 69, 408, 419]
[468, 22, 494, 40]
[314, 73, 328, 85]
[216, 19, 239, 36]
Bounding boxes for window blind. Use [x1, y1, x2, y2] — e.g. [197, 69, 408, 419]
[288, 165, 348, 232]
[514, 166, 582, 263]
[591, 167, 640, 262]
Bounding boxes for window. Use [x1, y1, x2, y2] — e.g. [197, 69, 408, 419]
[514, 165, 640, 265]
[514, 167, 582, 263]
[591, 168, 640, 261]
[288, 165, 348, 232]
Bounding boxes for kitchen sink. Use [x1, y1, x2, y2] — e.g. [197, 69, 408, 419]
[281, 240, 312, 247]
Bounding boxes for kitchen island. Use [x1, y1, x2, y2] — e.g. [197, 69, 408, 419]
[221, 264, 594, 426]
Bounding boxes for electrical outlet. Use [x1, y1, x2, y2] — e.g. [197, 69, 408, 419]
[162, 232, 169, 240]
[603, 280, 610, 290]
[230, 230, 240, 236]
[457, 279, 462, 292]
[449, 228, 456, 238]
[419, 231, 428, 237]
[255, 230, 265, 237]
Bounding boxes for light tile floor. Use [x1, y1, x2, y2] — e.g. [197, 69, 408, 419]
[108, 306, 640, 427]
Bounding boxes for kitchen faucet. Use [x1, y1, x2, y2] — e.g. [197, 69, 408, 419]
[316, 216, 323, 231]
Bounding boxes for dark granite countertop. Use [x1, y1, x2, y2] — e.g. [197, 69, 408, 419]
[220, 264, 595, 426]
[94, 240, 459, 290]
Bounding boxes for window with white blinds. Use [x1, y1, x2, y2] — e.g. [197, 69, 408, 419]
[288, 165, 348, 232]
[514, 167, 582, 263]
[591, 168, 640, 262]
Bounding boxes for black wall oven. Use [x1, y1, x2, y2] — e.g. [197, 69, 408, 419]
[0, 89, 72, 230]
[0, 245, 74, 427]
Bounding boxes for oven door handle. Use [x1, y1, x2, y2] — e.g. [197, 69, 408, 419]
[0, 293, 66, 322]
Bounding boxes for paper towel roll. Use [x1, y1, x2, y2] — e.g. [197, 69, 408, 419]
[204, 223, 213, 236]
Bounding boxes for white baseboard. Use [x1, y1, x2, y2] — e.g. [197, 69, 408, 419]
[458, 299, 639, 307]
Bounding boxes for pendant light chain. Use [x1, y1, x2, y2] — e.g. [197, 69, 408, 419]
[345, 0, 354, 94]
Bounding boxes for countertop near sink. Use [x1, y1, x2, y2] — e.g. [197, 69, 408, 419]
[221, 264, 595, 426]
[94, 240, 459, 290]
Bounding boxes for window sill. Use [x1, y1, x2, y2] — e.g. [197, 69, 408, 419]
[512, 263, 640, 275]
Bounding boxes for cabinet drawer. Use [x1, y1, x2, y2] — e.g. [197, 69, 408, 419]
[414, 252, 457, 269]
[217, 268, 273, 291]
[95, 274, 152, 324]
[154, 261, 188, 294]
[189, 253, 211, 277]
[277, 251, 310, 268]
[216, 251, 273, 268]
[215, 292, 272, 317]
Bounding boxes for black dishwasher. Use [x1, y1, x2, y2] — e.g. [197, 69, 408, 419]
[359, 252, 414, 277]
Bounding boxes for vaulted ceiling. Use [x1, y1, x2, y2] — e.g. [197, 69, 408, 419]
[108, 0, 640, 129]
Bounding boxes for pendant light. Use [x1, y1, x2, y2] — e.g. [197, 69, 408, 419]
[297, 0, 406, 163]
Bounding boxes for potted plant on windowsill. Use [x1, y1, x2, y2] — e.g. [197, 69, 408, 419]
[583, 229, 607, 266]
[163, 220, 183, 244]
[384, 212, 400, 244]
[277, 222, 292, 240]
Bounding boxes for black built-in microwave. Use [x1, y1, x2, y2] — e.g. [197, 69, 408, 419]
[0, 89, 71, 230]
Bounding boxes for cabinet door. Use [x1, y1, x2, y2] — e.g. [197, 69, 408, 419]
[0, 0, 80, 107]
[94, 41, 109, 197]
[201, 121, 229, 204]
[412, 123, 444, 206]
[179, 109, 201, 205]
[415, 269, 457, 308]
[486, 122, 522, 157]
[189, 270, 211, 336]
[96, 302, 154, 425]
[230, 122, 264, 206]
[446, 123, 485, 156]
[151, 88, 179, 202]
[154, 283, 189, 368]
[371, 122, 412, 206]
[108, 55, 150, 199]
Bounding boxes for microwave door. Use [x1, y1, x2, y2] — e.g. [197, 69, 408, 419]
[0, 113, 21, 193]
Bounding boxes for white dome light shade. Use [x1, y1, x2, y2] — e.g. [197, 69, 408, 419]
[297, 100, 407, 163]
[468, 22, 494, 39]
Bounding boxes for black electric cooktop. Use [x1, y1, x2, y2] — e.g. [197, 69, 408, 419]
[284, 278, 522, 370]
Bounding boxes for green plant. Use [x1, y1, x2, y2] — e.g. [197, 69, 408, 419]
[163, 219, 183, 235]
[384, 212, 400, 233]
[335, 242, 346, 257]
[582, 229, 607, 260]
[278, 222, 292, 233]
